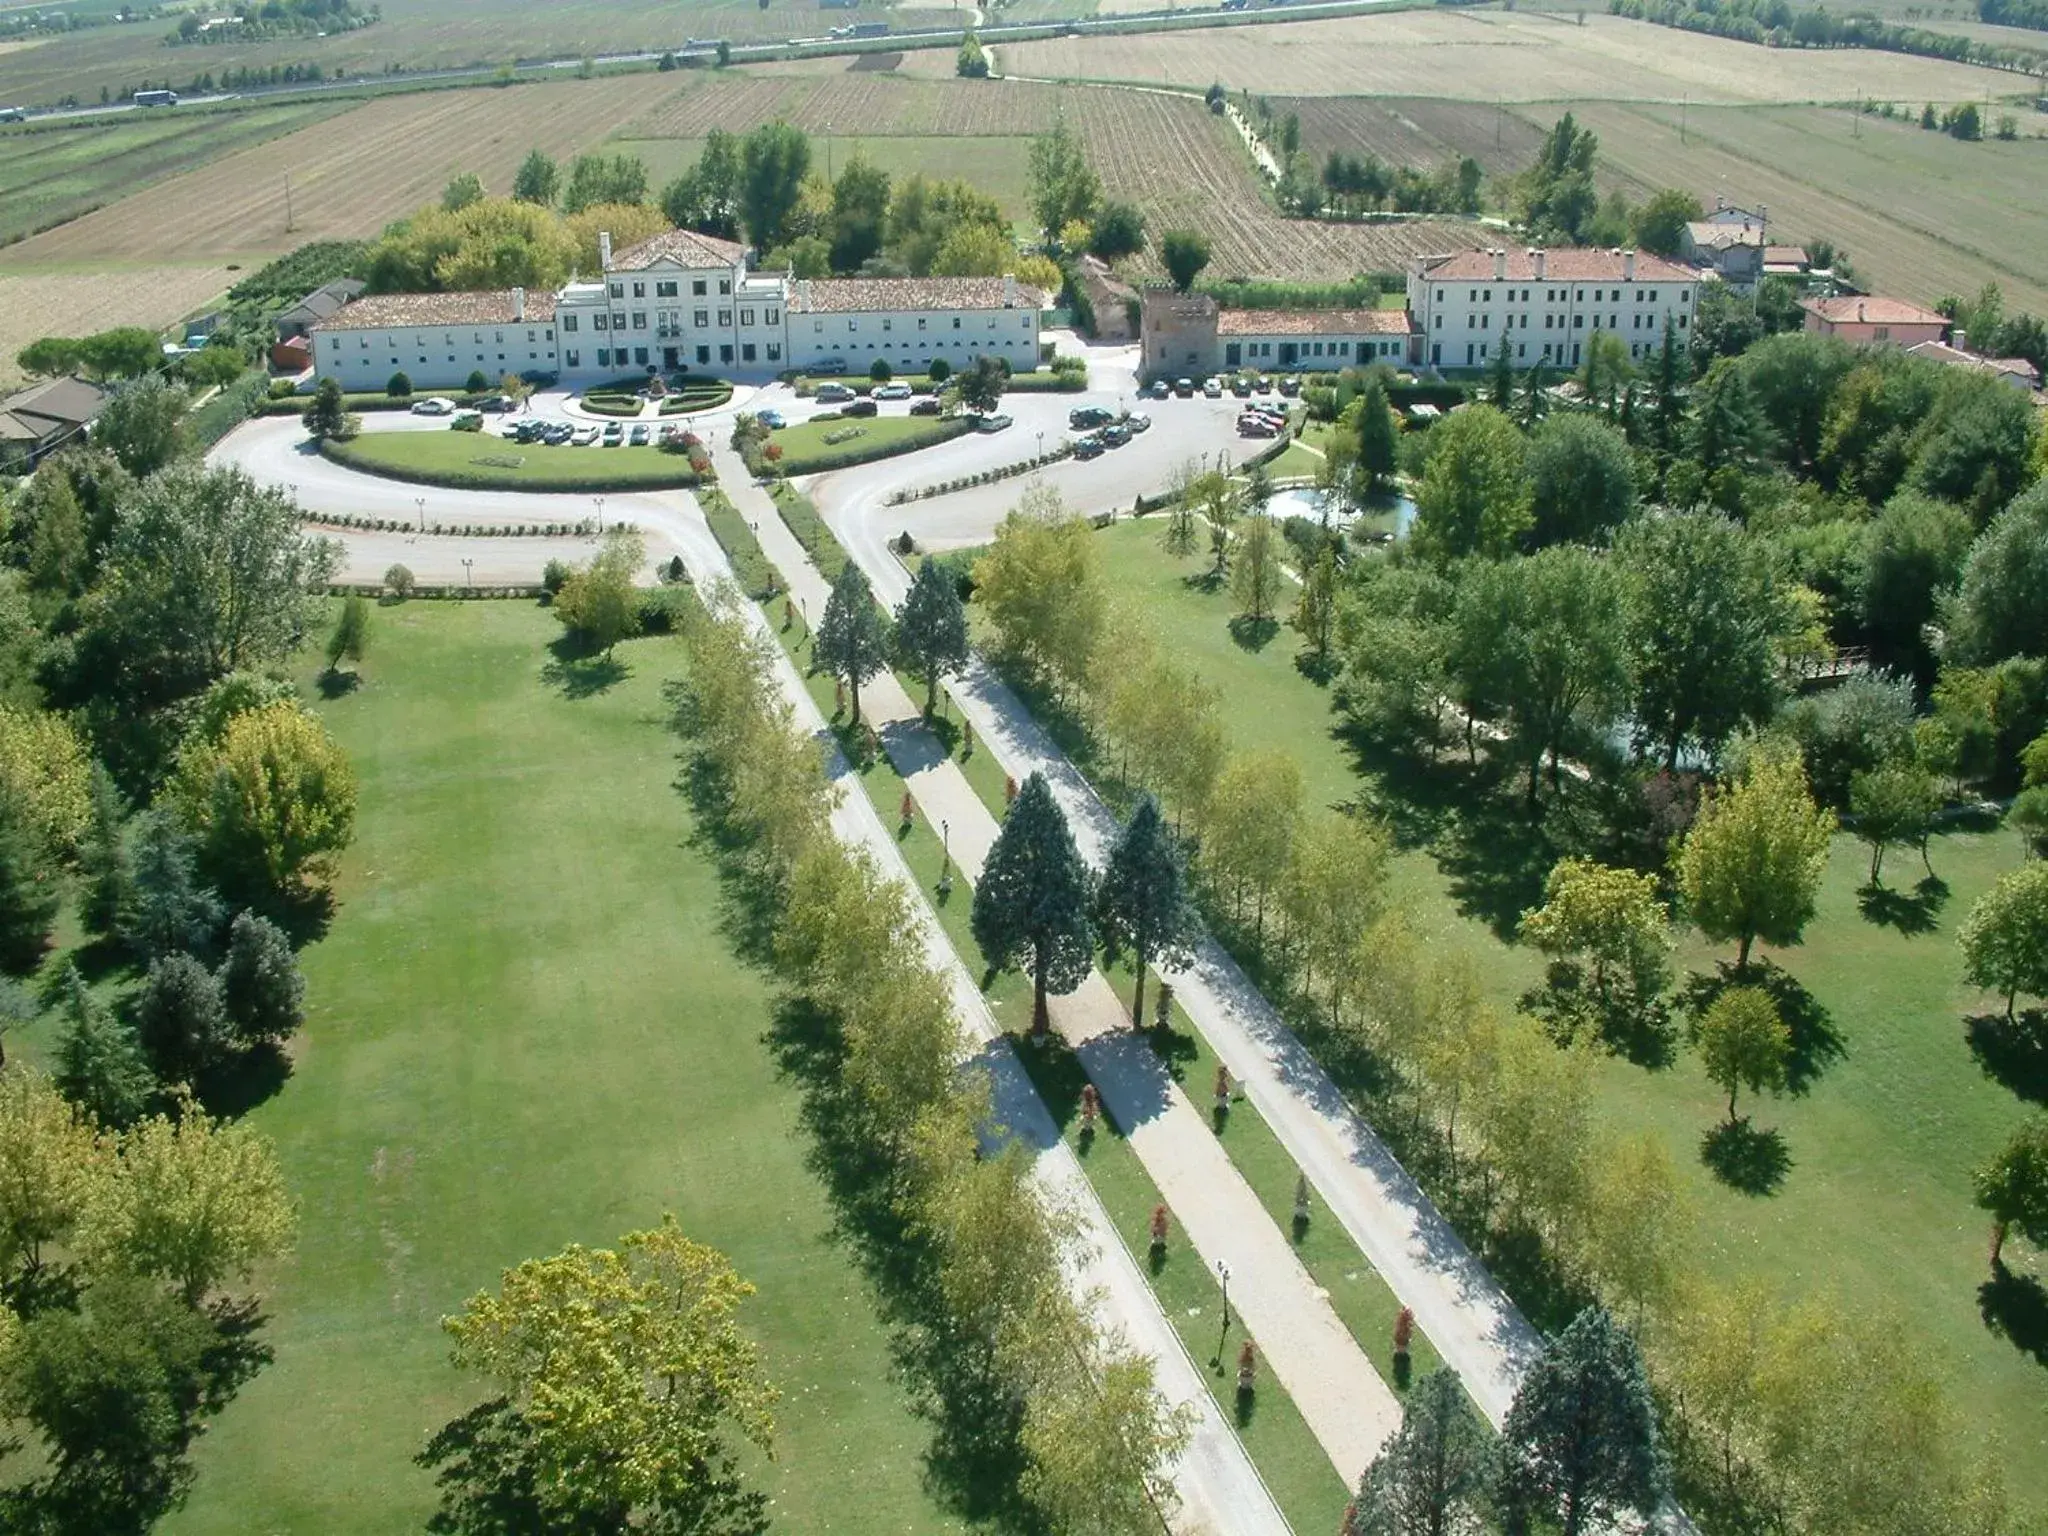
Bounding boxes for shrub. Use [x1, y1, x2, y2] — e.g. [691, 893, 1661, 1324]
[870, 358, 893, 383]
[542, 558, 571, 596]
[386, 371, 412, 397]
[928, 357, 952, 383]
[385, 564, 415, 599]
[465, 369, 490, 393]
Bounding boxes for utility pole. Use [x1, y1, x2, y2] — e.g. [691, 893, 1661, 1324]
[284, 170, 294, 232]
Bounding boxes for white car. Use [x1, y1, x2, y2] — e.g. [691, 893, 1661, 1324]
[1202, 377, 1224, 399]
[1125, 412, 1151, 434]
[873, 382, 913, 400]
[410, 396, 457, 415]
[571, 424, 600, 446]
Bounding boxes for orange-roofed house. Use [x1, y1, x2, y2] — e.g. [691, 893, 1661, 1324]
[1798, 294, 1947, 348]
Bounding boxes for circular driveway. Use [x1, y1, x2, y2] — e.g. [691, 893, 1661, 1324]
[212, 338, 1256, 585]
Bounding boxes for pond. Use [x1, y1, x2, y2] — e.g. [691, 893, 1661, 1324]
[1268, 486, 1416, 540]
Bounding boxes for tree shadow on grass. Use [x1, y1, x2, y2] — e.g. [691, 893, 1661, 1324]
[1700, 1119, 1791, 1196]
[193, 1042, 292, 1121]
[1293, 648, 1337, 687]
[1182, 569, 1224, 596]
[540, 634, 627, 699]
[316, 668, 361, 701]
[1964, 1009, 2048, 1106]
[1855, 874, 1948, 936]
[1227, 614, 1280, 652]
[1978, 1262, 2048, 1369]
[1680, 960, 1843, 1095]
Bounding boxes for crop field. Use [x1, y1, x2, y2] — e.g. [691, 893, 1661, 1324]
[0, 0, 961, 108]
[996, 9, 2029, 103]
[0, 263, 235, 388]
[1281, 94, 1555, 178]
[1528, 101, 2048, 315]
[0, 72, 686, 267]
[619, 68, 1069, 138]
[0, 98, 343, 246]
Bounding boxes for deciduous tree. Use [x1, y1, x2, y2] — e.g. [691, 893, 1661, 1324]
[552, 527, 642, 658]
[1675, 744, 1834, 971]
[172, 700, 358, 903]
[1282, 810, 1389, 1015]
[94, 374, 188, 479]
[1027, 115, 1101, 240]
[1527, 412, 1637, 548]
[1292, 544, 1338, 664]
[1695, 985, 1790, 1123]
[1520, 857, 1671, 1029]
[1229, 511, 1282, 624]
[561, 151, 647, 214]
[816, 560, 889, 725]
[1848, 758, 1941, 885]
[1973, 1116, 2048, 1268]
[429, 1216, 774, 1533]
[972, 773, 1095, 1035]
[300, 375, 355, 442]
[1498, 1305, 1669, 1536]
[325, 593, 369, 678]
[740, 122, 812, 250]
[1159, 229, 1211, 293]
[1958, 860, 2048, 1017]
[1202, 749, 1302, 942]
[1095, 794, 1201, 1025]
[1411, 404, 1531, 561]
[1944, 482, 2048, 666]
[0, 1066, 106, 1292]
[511, 148, 559, 206]
[973, 496, 1107, 702]
[441, 171, 486, 211]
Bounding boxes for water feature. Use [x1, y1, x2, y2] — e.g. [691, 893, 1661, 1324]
[1267, 486, 1416, 539]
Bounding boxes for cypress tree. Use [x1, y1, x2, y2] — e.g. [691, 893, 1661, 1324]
[1095, 794, 1202, 1026]
[972, 773, 1095, 1035]
[815, 560, 889, 725]
[1343, 1367, 1490, 1536]
[135, 952, 231, 1081]
[892, 558, 969, 716]
[120, 812, 223, 961]
[218, 910, 305, 1046]
[0, 790, 57, 975]
[78, 763, 132, 937]
[54, 964, 154, 1127]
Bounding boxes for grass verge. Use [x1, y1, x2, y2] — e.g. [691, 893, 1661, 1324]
[321, 429, 702, 491]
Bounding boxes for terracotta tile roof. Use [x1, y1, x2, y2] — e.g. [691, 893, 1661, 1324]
[313, 289, 559, 331]
[1799, 294, 1946, 327]
[1217, 308, 1413, 336]
[791, 276, 1046, 313]
[1417, 247, 1697, 283]
[1763, 245, 1809, 267]
[608, 227, 747, 271]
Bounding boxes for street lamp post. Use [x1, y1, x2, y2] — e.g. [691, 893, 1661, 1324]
[939, 818, 952, 896]
[1215, 1259, 1232, 1365]
[593, 495, 605, 535]
[460, 557, 473, 590]
[414, 496, 425, 538]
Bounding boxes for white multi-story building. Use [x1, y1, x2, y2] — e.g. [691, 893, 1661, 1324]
[310, 227, 1046, 391]
[1406, 247, 1699, 374]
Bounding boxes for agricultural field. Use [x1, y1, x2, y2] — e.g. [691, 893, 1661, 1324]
[0, 263, 236, 388]
[0, 72, 686, 267]
[63, 599, 967, 1534]
[996, 8, 2031, 103]
[0, 0, 961, 108]
[1085, 518, 2048, 1519]
[0, 97, 343, 246]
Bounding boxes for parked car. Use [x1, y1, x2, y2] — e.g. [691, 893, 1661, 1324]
[974, 412, 1014, 433]
[810, 357, 846, 374]
[501, 420, 534, 440]
[909, 398, 942, 416]
[1147, 380, 1172, 399]
[1230, 376, 1252, 397]
[1279, 375, 1302, 396]
[1073, 434, 1105, 459]
[544, 423, 574, 445]
[874, 382, 913, 400]
[1202, 377, 1224, 399]
[1069, 405, 1113, 430]
[1252, 376, 1274, 395]
[602, 422, 624, 445]
[628, 423, 650, 445]
[1125, 412, 1152, 434]
[410, 397, 456, 415]
[572, 424, 600, 446]
[475, 395, 514, 413]
[1101, 422, 1131, 447]
[755, 408, 785, 429]
[1237, 415, 1280, 438]
[814, 382, 855, 403]
[844, 398, 879, 417]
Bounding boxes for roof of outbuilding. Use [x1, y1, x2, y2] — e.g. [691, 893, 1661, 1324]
[312, 289, 560, 331]
[1905, 339, 2039, 381]
[1417, 247, 1696, 282]
[1799, 294, 1947, 327]
[1217, 307, 1413, 337]
[277, 277, 365, 323]
[607, 228, 748, 271]
[790, 276, 1046, 313]
[1685, 220, 1766, 252]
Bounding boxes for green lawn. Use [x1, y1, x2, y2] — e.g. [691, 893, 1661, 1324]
[767, 412, 969, 474]
[323, 428, 700, 491]
[4, 601, 963, 1534]
[1088, 517, 2048, 1504]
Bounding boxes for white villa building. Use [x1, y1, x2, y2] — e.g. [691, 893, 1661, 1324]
[309, 227, 1046, 392]
[1406, 247, 1700, 373]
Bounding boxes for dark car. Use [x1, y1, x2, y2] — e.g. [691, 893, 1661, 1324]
[1072, 433, 1105, 459]
[1101, 422, 1131, 447]
[909, 398, 942, 416]
[1068, 405, 1113, 430]
[475, 394, 514, 413]
[544, 423, 574, 445]
[844, 398, 879, 417]
[1279, 375, 1302, 396]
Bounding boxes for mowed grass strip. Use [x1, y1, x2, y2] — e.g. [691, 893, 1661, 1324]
[1084, 516, 2048, 1511]
[145, 601, 964, 1535]
[768, 412, 970, 473]
[323, 427, 701, 490]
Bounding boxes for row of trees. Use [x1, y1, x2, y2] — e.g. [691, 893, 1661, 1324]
[668, 588, 1190, 1534]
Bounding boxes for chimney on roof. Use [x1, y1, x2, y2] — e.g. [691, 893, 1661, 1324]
[799, 278, 812, 307]
[1623, 248, 1636, 281]
[1533, 248, 1546, 280]
[1857, 300, 1866, 322]
[1954, 328, 1968, 354]
[512, 286, 525, 321]
[599, 230, 613, 271]
[1715, 194, 1726, 211]
[1003, 273, 1018, 307]
[1492, 248, 1507, 280]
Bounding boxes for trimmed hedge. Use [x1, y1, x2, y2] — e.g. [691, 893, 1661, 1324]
[258, 392, 416, 417]
[188, 368, 271, 452]
[769, 483, 846, 582]
[698, 486, 779, 599]
[581, 393, 644, 418]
